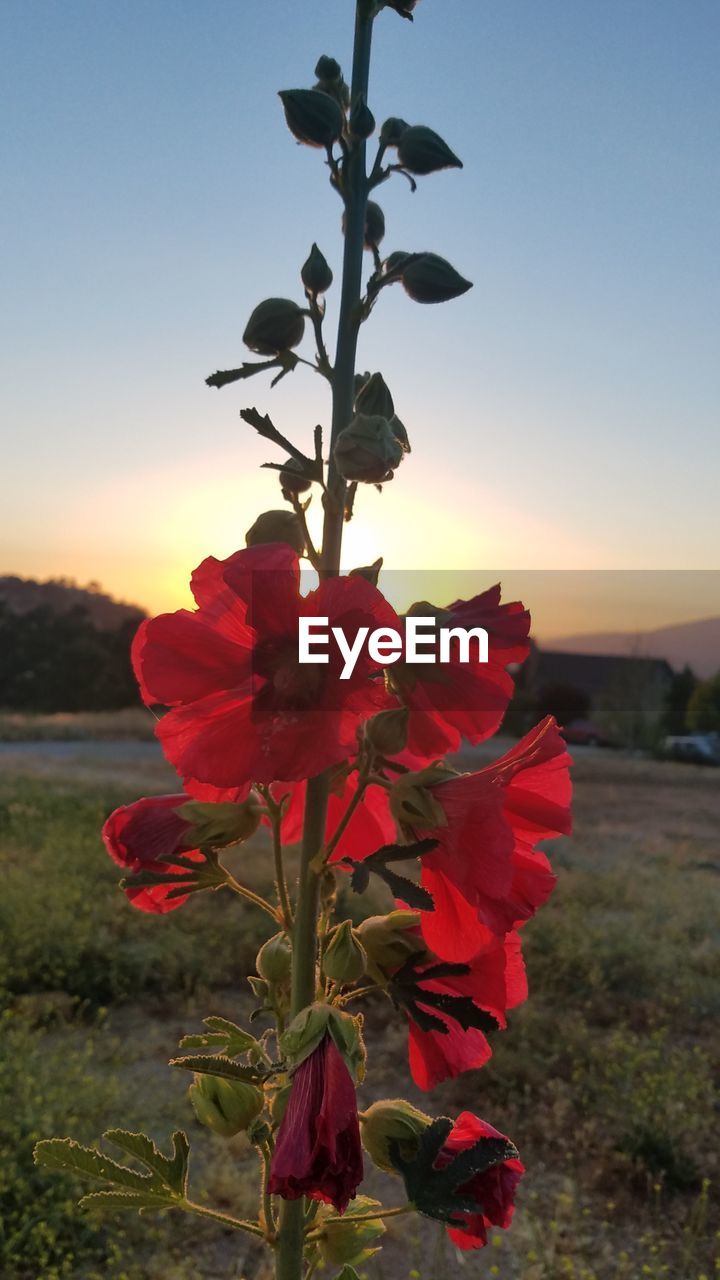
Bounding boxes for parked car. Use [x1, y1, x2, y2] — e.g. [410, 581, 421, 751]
[662, 734, 720, 766]
[561, 719, 616, 747]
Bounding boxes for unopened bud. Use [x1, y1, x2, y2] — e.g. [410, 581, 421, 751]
[389, 414, 411, 453]
[380, 116, 410, 147]
[314, 55, 342, 82]
[301, 242, 333, 296]
[342, 202, 385, 251]
[245, 509, 305, 554]
[279, 457, 312, 496]
[177, 797, 262, 848]
[189, 1074, 264, 1137]
[397, 124, 463, 175]
[349, 93, 376, 140]
[256, 932, 292, 984]
[354, 371, 394, 419]
[322, 920, 367, 985]
[334, 414, 403, 484]
[383, 251, 413, 277]
[360, 1099, 431, 1173]
[319, 1197, 386, 1266]
[349, 557, 383, 587]
[364, 708, 409, 757]
[279, 88, 344, 149]
[355, 910, 428, 978]
[243, 297, 305, 356]
[400, 253, 473, 304]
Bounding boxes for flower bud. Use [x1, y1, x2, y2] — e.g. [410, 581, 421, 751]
[355, 910, 428, 977]
[354, 371, 394, 419]
[245, 509, 305, 554]
[319, 1197, 386, 1266]
[243, 298, 305, 356]
[279, 88, 344, 149]
[397, 124, 463, 175]
[322, 920, 367, 985]
[389, 414, 411, 453]
[349, 93, 376, 140]
[188, 1074, 264, 1138]
[349, 557, 383, 587]
[279, 457, 312, 496]
[334, 414, 403, 484]
[364, 707, 409, 757]
[384, 0, 419, 17]
[301, 242, 333, 295]
[400, 253, 473, 304]
[360, 1099, 431, 1173]
[341, 202, 385, 250]
[389, 765, 455, 829]
[314, 55, 342, 82]
[256, 932, 292, 984]
[380, 116, 410, 147]
[176, 797, 262, 848]
[248, 975, 269, 1003]
[383, 250, 413, 277]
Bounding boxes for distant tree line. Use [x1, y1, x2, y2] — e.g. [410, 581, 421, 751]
[0, 602, 142, 712]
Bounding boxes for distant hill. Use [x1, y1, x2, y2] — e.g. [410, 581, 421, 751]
[0, 576, 145, 629]
[543, 616, 720, 679]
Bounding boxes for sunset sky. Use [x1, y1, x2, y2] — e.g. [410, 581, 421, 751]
[2, 0, 719, 635]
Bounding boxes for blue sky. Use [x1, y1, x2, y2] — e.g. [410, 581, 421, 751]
[2, 0, 719, 623]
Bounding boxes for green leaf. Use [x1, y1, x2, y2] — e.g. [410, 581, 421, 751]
[343, 839, 437, 911]
[389, 1117, 517, 1227]
[33, 1130, 190, 1214]
[169, 1054, 269, 1084]
[179, 1016, 259, 1058]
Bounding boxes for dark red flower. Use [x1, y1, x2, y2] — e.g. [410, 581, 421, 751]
[404, 717, 571, 962]
[101, 793, 205, 913]
[268, 1033, 363, 1213]
[389, 585, 531, 758]
[438, 1112, 524, 1250]
[403, 932, 527, 1091]
[132, 543, 399, 790]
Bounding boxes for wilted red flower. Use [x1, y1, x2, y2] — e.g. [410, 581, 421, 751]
[439, 1112, 524, 1250]
[268, 1033, 363, 1213]
[132, 544, 399, 790]
[389, 586, 530, 759]
[404, 933, 527, 1091]
[400, 717, 571, 962]
[102, 794, 205, 913]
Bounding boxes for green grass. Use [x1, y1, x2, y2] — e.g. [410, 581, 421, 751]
[0, 754, 718, 1278]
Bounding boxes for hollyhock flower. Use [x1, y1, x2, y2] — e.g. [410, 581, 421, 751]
[102, 794, 206, 914]
[388, 585, 531, 758]
[391, 717, 572, 962]
[275, 767, 395, 863]
[132, 543, 399, 790]
[403, 933, 527, 1091]
[268, 1033, 363, 1213]
[438, 1112, 524, 1250]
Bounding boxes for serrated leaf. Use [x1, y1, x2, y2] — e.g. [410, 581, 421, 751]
[169, 1054, 269, 1084]
[34, 1139, 156, 1194]
[179, 1016, 258, 1058]
[79, 1189, 176, 1213]
[104, 1130, 189, 1197]
[344, 839, 437, 911]
[34, 1130, 190, 1214]
[389, 1117, 517, 1226]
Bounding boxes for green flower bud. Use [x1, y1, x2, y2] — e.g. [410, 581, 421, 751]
[349, 93, 376, 140]
[176, 796, 262, 849]
[334, 414, 404, 484]
[380, 116, 410, 147]
[281, 1005, 365, 1080]
[383, 250, 413, 277]
[354, 371, 394, 419]
[355, 910, 428, 978]
[360, 1099, 431, 1173]
[400, 252, 473, 304]
[322, 920, 367, 985]
[256, 932, 292, 984]
[364, 707, 409, 757]
[314, 55, 342, 82]
[188, 1074, 264, 1138]
[243, 297, 305, 356]
[349, 556, 383, 587]
[279, 88, 344, 149]
[389, 763, 456, 830]
[245, 509, 305, 554]
[319, 1197, 386, 1266]
[341, 202, 385, 250]
[397, 124, 463, 175]
[301, 242, 334, 295]
[389, 414, 411, 453]
[279, 457, 313, 496]
[384, 0, 419, 18]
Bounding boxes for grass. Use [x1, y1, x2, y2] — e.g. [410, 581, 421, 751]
[0, 746, 718, 1278]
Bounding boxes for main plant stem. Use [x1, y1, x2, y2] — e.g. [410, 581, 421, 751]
[275, 5, 374, 1278]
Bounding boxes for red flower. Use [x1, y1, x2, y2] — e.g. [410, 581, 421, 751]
[268, 1033, 363, 1213]
[132, 544, 399, 790]
[276, 768, 396, 863]
[408, 717, 571, 962]
[390, 586, 530, 758]
[405, 933, 527, 1091]
[439, 1112, 524, 1250]
[101, 794, 205, 913]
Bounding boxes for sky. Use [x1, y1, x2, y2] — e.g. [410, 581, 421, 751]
[1, 0, 719, 634]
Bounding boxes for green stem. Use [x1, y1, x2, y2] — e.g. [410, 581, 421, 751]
[225, 874, 279, 922]
[306, 1204, 413, 1239]
[181, 1198, 265, 1238]
[275, 8, 375, 1279]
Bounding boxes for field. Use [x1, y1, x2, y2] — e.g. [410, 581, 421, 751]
[0, 734, 718, 1280]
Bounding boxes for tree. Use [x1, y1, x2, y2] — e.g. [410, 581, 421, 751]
[687, 672, 720, 733]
